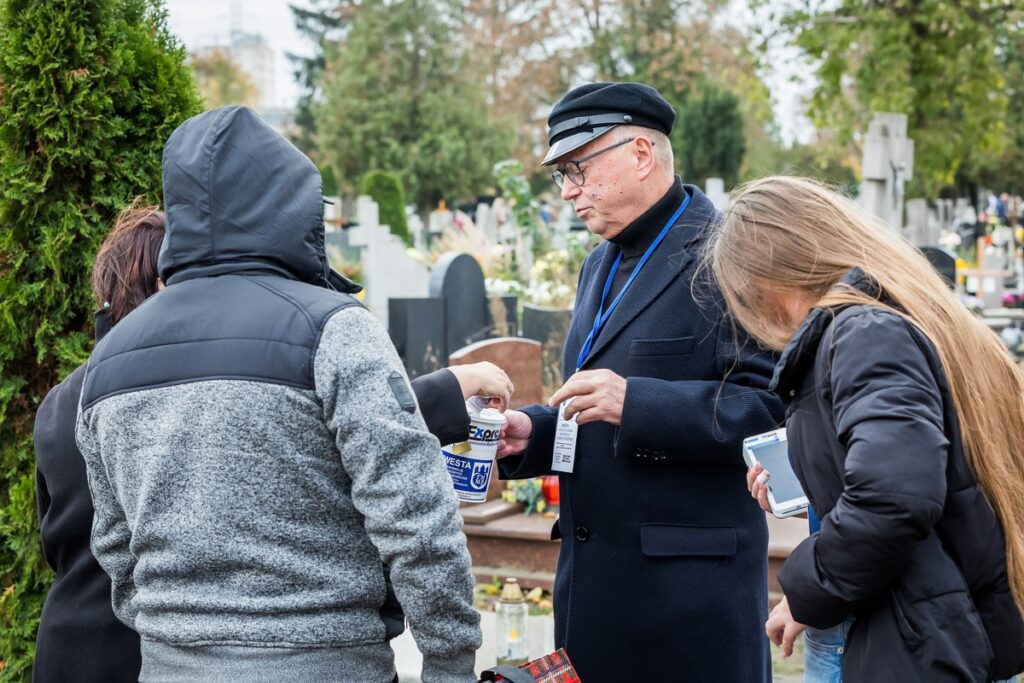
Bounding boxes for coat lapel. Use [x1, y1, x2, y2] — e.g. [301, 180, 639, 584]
[580, 186, 716, 368]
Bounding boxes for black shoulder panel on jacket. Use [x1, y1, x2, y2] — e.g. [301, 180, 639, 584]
[81, 274, 362, 410]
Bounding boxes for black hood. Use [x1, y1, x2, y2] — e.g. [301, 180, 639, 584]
[159, 106, 359, 293]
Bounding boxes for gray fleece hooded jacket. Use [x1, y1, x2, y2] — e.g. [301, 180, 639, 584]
[76, 106, 480, 682]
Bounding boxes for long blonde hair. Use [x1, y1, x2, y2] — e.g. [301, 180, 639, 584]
[707, 175, 1024, 615]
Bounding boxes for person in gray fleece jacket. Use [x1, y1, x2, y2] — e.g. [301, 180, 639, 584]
[76, 106, 481, 683]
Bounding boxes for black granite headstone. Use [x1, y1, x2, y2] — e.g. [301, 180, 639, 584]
[388, 298, 446, 378]
[919, 246, 957, 290]
[522, 303, 573, 394]
[430, 252, 491, 356]
[487, 295, 519, 338]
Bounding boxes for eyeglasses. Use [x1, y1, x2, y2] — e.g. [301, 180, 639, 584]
[552, 136, 653, 189]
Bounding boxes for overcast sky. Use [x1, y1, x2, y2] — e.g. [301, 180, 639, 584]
[163, 0, 813, 144]
[164, 0, 310, 109]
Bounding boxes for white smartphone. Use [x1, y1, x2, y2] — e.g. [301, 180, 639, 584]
[742, 428, 809, 518]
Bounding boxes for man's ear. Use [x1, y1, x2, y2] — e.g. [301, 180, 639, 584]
[635, 137, 657, 181]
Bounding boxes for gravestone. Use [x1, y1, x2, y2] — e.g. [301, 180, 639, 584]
[488, 295, 519, 338]
[430, 252, 491, 357]
[348, 195, 431, 324]
[954, 198, 974, 224]
[936, 199, 954, 232]
[388, 298, 446, 378]
[325, 232, 361, 273]
[522, 304, 573, 395]
[918, 246, 957, 289]
[904, 198, 934, 246]
[859, 112, 915, 231]
[705, 177, 728, 210]
[388, 251, 518, 376]
[476, 202, 498, 245]
[962, 239, 1012, 309]
[448, 337, 544, 409]
[408, 211, 426, 251]
[449, 337, 544, 503]
[324, 196, 344, 233]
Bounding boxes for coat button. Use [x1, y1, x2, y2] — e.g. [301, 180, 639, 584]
[575, 526, 590, 542]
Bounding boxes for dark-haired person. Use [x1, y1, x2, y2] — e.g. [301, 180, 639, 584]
[33, 204, 165, 682]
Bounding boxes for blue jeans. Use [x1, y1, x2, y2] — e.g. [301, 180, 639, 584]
[802, 618, 1018, 683]
[803, 618, 853, 683]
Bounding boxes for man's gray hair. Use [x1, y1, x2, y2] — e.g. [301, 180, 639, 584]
[618, 125, 674, 174]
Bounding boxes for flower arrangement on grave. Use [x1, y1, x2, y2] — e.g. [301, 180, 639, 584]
[494, 159, 550, 258]
[501, 478, 548, 515]
[326, 244, 365, 297]
[429, 209, 517, 277]
[1002, 293, 1024, 309]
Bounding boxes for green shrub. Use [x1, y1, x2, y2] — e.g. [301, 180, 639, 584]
[677, 84, 746, 189]
[0, 0, 199, 677]
[320, 164, 339, 198]
[360, 169, 411, 246]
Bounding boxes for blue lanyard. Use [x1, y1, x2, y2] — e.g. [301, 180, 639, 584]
[576, 193, 691, 370]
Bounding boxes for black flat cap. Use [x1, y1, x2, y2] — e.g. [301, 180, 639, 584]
[542, 82, 676, 166]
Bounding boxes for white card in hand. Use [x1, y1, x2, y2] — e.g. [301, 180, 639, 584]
[552, 400, 578, 473]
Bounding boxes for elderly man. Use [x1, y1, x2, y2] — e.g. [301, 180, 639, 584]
[497, 83, 784, 682]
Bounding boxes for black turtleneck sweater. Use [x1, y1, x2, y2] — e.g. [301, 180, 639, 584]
[605, 176, 687, 302]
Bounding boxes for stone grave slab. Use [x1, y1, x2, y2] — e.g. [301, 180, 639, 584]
[449, 337, 544, 504]
[460, 500, 525, 525]
[448, 337, 543, 409]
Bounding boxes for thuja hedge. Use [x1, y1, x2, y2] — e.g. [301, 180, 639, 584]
[0, 0, 199, 677]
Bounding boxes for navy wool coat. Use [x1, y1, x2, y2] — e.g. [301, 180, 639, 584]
[500, 186, 783, 683]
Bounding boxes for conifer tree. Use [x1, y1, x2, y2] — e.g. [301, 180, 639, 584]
[677, 85, 746, 188]
[288, 0, 352, 155]
[0, 0, 199, 676]
[315, 0, 510, 209]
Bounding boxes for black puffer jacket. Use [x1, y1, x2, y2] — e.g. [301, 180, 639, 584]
[772, 270, 1024, 682]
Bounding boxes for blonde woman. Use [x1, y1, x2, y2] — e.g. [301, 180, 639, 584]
[706, 176, 1024, 682]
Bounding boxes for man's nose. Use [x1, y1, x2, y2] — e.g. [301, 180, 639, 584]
[561, 179, 580, 202]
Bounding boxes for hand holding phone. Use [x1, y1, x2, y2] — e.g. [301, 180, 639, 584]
[742, 428, 809, 518]
[746, 462, 772, 513]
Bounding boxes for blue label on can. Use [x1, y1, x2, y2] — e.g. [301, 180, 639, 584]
[444, 451, 493, 496]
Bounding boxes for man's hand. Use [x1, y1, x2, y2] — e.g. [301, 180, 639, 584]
[765, 596, 806, 658]
[547, 369, 627, 426]
[497, 410, 532, 459]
